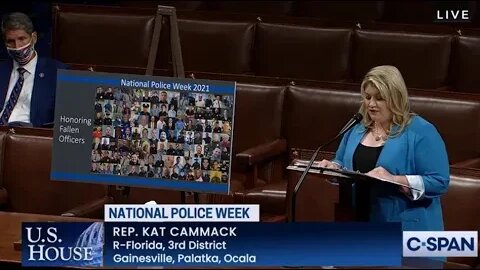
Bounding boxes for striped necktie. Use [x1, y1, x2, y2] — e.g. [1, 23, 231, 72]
[0, 67, 27, 125]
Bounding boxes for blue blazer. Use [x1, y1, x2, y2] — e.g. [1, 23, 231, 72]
[0, 57, 67, 127]
[333, 115, 450, 231]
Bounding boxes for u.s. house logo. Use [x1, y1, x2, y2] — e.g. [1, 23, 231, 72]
[22, 222, 104, 267]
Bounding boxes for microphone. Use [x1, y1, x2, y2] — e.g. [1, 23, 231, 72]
[290, 112, 363, 222]
[339, 113, 363, 135]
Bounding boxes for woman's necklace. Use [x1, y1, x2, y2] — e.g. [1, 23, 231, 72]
[373, 123, 388, 142]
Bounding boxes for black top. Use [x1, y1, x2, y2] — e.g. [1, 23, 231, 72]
[353, 143, 384, 173]
[352, 143, 384, 222]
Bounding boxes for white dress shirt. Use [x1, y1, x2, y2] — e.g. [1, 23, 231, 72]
[195, 100, 205, 107]
[168, 109, 177, 118]
[212, 99, 221, 108]
[405, 175, 426, 201]
[1, 55, 38, 123]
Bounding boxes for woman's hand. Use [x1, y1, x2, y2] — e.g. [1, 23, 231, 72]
[318, 159, 340, 169]
[367, 167, 410, 194]
[366, 166, 394, 181]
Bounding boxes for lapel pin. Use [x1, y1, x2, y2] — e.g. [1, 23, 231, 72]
[39, 73, 44, 78]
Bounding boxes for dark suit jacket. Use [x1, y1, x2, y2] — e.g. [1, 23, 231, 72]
[0, 57, 67, 127]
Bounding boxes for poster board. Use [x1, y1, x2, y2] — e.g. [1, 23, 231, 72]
[51, 70, 236, 194]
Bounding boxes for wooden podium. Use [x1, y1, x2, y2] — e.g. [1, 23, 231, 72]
[286, 149, 355, 222]
[286, 148, 391, 222]
[287, 169, 357, 222]
[287, 147, 419, 223]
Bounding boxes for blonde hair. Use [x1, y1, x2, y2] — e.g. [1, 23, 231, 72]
[359, 65, 414, 136]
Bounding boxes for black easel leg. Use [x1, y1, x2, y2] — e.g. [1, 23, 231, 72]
[181, 191, 186, 204]
[180, 191, 200, 204]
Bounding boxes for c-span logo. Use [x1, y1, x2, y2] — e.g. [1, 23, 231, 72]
[403, 231, 478, 257]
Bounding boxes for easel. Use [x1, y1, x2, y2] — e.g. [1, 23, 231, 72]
[112, 5, 199, 204]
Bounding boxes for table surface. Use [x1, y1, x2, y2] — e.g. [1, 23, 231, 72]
[0, 211, 97, 264]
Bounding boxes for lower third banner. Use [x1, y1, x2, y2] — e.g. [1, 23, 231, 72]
[22, 222, 402, 267]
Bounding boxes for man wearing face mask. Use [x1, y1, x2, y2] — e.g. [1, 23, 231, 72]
[0, 12, 67, 127]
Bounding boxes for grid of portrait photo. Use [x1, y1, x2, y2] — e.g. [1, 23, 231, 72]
[91, 86, 234, 184]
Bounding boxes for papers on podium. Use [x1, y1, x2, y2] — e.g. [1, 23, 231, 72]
[287, 160, 421, 191]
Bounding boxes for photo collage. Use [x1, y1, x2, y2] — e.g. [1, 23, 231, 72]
[91, 86, 234, 184]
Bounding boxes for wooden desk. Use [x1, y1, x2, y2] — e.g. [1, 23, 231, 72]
[0, 211, 97, 265]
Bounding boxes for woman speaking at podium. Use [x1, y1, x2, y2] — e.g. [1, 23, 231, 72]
[319, 65, 449, 232]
